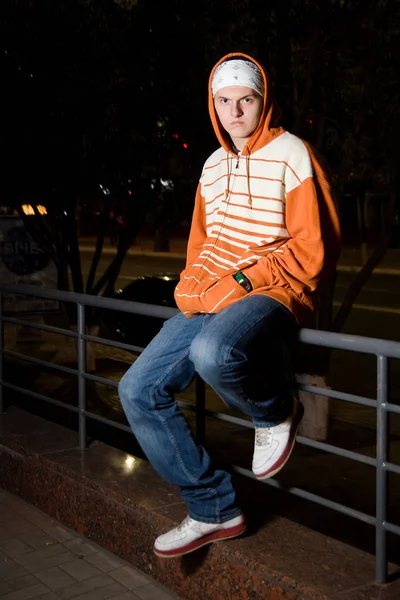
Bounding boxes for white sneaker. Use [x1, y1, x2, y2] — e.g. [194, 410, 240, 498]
[252, 398, 304, 480]
[154, 514, 247, 558]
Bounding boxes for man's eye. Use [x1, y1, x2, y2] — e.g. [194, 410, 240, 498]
[242, 97, 252, 104]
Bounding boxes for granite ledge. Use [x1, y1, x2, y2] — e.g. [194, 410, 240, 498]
[1, 406, 399, 600]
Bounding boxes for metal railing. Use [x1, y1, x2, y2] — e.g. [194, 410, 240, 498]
[0, 283, 399, 583]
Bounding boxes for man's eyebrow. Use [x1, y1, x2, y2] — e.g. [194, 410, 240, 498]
[217, 92, 257, 100]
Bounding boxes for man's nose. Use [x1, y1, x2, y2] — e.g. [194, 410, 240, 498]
[230, 102, 243, 117]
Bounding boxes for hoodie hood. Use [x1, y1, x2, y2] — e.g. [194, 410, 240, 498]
[208, 52, 284, 156]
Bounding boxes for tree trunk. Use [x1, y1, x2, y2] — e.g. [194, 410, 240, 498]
[297, 374, 330, 441]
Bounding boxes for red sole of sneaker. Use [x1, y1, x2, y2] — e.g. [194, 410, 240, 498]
[153, 521, 247, 558]
[255, 401, 304, 481]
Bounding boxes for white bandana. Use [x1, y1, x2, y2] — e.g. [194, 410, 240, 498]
[212, 59, 264, 97]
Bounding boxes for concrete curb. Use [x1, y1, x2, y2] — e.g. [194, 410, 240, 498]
[79, 245, 400, 276]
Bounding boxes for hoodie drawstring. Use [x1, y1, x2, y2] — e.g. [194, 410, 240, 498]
[225, 150, 253, 208]
[225, 153, 231, 199]
[245, 152, 252, 208]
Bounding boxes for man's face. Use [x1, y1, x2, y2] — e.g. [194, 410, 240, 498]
[214, 86, 263, 150]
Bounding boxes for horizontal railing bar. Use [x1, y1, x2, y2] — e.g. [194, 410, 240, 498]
[3, 315, 145, 356]
[203, 409, 253, 429]
[0, 368, 385, 472]
[1, 283, 400, 358]
[299, 384, 377, 407]
[2, 381, 79, 412]
[2, 317, 77, 338]
[3, 386, 134, 435]
[177, 400, 196, 411]
[84, 372, 119, 388]
[385, 402, 400, 416]
[1, 284, 179, 320]
[299, 328, 400, 359]
[297, 435, 377, 466]
[83, 334, 145, 354]
[384, 521, 400, 536]
[201, 408, 377, 466]
[385, 462, 400, 476]
[3, 349, 78, 375]
[0, 374, 389, 530]
[297, 384, 331, 399]
[3, 318, 145, 356]
[232, 464, 376, 526]
[82, 410, 132, 433]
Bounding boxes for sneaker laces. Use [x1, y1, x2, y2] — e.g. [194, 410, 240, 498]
[177, 515, 193, 532]
[255, 428, 272, 446]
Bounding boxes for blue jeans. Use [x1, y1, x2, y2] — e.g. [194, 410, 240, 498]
[118, 294, 298, 524]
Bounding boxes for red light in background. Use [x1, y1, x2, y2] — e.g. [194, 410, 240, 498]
[182, 143, 188, 149]
[172, 133, 179, 139]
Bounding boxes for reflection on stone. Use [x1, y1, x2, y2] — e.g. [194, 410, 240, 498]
[124, 455, 137, 473]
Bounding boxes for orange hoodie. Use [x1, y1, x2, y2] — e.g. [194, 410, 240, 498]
[174, 52, 341, 325]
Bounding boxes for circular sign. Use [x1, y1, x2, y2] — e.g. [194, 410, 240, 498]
[0, 226, 51, 275]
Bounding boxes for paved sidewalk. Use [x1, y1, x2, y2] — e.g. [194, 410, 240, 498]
[0, 489, 183, 600]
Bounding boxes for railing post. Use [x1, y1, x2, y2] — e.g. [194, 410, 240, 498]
[195, 374, 206, 445]
[0, 292, 3, 414]
[77, 303, 87, 449]
[376, 353, 388, 583]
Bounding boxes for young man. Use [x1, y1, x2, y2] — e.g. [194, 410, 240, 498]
[119, 52, 341, 558]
